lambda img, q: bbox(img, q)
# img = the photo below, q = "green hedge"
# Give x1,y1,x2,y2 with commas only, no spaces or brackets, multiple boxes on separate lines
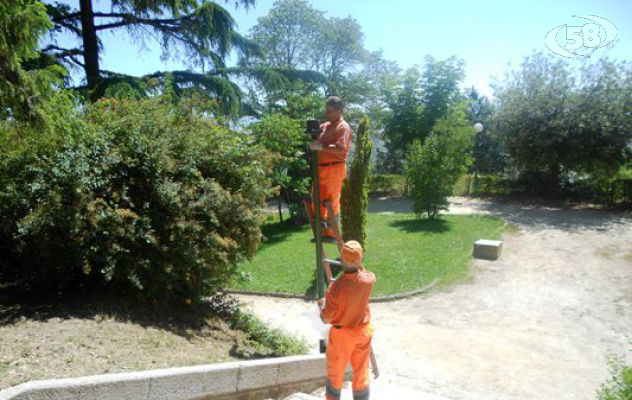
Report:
0,98,273,303
368,174,406,197
453,174,512,196
369,173,509,198
560,171,632,205
368,173,631,204
587,178,632,205
594,178,632,205
369,173,631,204
454,173,632,204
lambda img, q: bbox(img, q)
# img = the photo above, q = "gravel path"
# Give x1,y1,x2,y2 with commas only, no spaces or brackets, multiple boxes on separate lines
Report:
242,197,632,399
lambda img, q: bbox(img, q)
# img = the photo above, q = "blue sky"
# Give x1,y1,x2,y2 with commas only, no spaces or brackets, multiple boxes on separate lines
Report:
49,0,631,98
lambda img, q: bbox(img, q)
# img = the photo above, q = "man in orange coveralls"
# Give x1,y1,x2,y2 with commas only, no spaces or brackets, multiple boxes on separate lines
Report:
307,96,352,250
317,240,376,400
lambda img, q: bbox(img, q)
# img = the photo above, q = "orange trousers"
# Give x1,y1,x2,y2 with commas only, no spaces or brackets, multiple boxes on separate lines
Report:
325,323,373,400
308,162,346,237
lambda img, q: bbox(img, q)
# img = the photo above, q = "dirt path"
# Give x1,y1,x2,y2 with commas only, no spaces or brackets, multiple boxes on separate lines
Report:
240,197,632,400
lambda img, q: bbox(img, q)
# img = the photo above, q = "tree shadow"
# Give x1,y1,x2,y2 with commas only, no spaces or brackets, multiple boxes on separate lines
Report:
389,217,451,233
260,219,309,246
0,288,235,341
474,195,632,232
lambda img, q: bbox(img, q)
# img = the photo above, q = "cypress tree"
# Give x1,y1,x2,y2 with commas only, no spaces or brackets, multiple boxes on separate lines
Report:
341,116,372,248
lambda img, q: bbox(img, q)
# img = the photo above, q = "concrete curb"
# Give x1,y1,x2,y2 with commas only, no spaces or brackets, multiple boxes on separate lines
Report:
368,279,439,302
227,278,439,303
0,355,330,400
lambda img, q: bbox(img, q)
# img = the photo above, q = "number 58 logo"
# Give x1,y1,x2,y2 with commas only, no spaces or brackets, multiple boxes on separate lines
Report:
545,15,617,58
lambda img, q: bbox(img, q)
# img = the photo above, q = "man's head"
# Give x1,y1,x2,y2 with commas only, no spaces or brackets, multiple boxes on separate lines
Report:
340,240,363,271
325,96,343,123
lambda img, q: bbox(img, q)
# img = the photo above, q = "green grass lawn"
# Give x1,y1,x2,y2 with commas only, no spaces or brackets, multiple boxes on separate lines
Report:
232,213,506,297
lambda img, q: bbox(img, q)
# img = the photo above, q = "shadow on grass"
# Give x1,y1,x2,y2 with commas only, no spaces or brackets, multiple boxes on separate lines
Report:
260,219,309,246
389,217,451,233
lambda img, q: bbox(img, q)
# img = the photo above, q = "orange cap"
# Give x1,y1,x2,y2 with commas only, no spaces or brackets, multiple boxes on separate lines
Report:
341,240,363,265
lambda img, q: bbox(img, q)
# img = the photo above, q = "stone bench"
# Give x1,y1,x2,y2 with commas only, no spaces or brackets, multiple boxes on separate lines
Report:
473,239,503,260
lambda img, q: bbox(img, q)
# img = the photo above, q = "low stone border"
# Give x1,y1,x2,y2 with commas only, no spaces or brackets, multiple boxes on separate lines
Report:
226,289,310,300
0,355,332,400
368,279,439,302
227,278,439,303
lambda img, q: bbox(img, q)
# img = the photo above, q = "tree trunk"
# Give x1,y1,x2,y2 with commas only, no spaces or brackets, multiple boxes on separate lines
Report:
277,194,283,222
403,175,409,198
548,162,561,198
79,0,101,90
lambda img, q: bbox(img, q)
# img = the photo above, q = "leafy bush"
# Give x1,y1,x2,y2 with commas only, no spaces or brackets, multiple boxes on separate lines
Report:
368,174,406,197
558,162,632,205
0,98,273,303
206,292,308,356
495,53,632,195
250,113,310,221
231,310,309,357
341,116,372,248
406,103,474,218
597,357,632,400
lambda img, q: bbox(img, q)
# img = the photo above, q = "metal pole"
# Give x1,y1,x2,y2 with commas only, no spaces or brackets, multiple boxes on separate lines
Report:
312,150,325,300
311,148,327,354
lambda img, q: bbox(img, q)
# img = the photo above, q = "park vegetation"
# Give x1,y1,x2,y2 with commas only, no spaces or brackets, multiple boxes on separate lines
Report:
597,357,632,400
1,0,630,303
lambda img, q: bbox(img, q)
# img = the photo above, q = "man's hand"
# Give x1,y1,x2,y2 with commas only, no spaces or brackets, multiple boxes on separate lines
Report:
309,142,323,151
317,298,332,324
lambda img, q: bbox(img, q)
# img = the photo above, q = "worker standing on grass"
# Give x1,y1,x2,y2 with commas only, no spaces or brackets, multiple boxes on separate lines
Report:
317,240,376,400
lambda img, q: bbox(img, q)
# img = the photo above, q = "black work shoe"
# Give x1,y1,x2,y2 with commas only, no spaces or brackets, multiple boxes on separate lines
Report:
310,236,338,244
322,236,337,244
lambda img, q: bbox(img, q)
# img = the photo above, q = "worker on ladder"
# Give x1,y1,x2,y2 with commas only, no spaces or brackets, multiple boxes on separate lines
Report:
306,96,352,283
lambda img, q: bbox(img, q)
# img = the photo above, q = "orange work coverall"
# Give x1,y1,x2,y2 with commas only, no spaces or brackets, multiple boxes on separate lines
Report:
309,118,352,238
320,267,376,400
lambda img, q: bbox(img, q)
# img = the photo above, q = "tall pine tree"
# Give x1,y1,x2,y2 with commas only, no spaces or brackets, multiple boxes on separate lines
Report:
1,0,67,126
42,0,321,114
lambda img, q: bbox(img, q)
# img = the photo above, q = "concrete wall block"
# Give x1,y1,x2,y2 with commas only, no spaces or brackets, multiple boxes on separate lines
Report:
0,355,329,400
236,358,283,392
277,355,326,385
147,363,240,399
4,373,151,400
71,373,151,400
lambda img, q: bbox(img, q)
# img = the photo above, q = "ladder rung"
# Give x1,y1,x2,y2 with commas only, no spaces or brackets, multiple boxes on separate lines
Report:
324,258,342,267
